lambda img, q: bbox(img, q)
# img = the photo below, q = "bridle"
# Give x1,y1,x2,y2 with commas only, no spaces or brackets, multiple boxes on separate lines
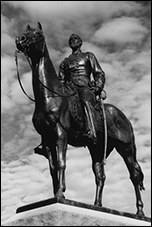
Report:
15,32,76,102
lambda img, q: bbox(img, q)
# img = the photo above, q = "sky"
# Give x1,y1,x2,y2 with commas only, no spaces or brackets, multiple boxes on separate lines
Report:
1,1,151,224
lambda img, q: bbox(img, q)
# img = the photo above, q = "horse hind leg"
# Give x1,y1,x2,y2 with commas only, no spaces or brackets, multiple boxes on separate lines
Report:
116,141,145,216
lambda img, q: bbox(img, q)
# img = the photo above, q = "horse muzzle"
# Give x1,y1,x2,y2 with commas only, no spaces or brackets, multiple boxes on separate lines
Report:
15,36,27,53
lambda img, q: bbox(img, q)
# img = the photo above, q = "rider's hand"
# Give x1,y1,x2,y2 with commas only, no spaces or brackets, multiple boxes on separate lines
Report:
101,90,107,100
94,86,102,95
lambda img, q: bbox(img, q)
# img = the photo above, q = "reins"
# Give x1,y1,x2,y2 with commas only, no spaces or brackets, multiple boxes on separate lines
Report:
15,50,35,102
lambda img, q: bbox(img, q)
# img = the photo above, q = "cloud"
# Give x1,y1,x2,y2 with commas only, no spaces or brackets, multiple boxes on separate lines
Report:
1,1,143,48
1,155,52,223
3,1,142,20
1,14,16,55
1,55,17,112
92,17,148,45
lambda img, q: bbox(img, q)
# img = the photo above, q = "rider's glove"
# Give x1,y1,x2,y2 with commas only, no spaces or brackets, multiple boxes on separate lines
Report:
94,86,102,95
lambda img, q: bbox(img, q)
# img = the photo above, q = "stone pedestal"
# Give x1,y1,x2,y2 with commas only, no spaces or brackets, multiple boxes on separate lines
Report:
2,198,151,226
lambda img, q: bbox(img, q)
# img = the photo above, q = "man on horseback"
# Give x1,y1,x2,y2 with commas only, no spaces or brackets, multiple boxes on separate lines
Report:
58,34,105,144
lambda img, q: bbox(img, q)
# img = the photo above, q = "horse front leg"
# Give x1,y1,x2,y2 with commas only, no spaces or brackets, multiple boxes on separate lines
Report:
89,145,106,207
55,123,67,198
46,145,59,196
93,162,106,206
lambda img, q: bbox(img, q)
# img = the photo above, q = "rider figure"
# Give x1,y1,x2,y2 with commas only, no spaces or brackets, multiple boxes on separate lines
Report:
58,34,105,144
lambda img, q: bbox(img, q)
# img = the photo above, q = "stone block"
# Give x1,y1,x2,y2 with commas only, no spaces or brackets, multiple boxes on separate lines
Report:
2,198,151,226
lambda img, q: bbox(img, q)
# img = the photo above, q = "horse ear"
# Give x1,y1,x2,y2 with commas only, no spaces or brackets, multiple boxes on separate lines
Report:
37,22,42,31
26,24,31,31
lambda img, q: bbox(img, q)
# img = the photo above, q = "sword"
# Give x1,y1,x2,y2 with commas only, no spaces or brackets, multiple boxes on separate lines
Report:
99,91,107,165
90,81,107,164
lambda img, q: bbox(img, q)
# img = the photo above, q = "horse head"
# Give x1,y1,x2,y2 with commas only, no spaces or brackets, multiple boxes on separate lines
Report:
15,22,45,60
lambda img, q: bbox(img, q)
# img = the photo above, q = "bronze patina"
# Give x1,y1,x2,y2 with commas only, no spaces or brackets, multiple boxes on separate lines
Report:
15,22,145,216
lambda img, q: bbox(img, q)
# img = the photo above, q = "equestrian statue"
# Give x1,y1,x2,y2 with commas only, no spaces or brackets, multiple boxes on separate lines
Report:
15,22,145,216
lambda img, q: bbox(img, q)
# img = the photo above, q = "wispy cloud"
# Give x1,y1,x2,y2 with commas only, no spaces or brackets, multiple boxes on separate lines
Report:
1,1,151,223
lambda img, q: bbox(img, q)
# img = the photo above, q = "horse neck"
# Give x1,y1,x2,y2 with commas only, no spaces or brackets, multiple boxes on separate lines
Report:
30,44,61,105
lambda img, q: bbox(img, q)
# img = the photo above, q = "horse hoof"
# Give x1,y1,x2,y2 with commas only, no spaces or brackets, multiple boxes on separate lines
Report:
136,210,145,217
94,202,102,207
55,189,65,199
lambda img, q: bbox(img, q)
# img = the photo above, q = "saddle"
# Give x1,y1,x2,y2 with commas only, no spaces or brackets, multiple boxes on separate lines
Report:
64,81,104,128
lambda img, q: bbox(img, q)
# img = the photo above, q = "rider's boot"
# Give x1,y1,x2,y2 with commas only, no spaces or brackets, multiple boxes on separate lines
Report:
34,144,48,159
83,101,97,145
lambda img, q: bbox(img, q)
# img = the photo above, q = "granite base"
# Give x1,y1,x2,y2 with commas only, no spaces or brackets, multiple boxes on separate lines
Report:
2,198,151,226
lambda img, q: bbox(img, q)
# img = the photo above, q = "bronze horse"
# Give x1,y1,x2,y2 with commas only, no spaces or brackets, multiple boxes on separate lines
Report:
15,22,145,216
